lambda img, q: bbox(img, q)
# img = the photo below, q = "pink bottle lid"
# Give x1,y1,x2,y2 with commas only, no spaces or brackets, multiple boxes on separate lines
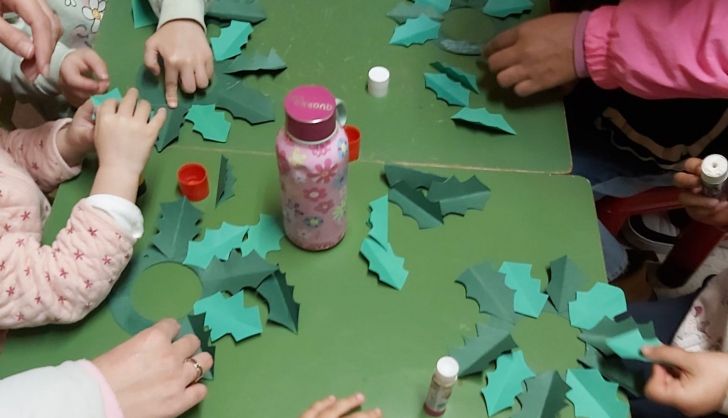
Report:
284,85,337,142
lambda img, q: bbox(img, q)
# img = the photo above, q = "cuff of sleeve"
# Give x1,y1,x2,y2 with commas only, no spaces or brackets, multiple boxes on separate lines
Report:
34,44,74,96
49,119,83,180
584,6,618,89
78,360,125,418
85,194,144,239
157,0,206,32
573,12,590,79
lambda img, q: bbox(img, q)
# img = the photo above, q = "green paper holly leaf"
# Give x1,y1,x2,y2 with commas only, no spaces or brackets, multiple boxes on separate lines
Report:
208,74,275,125
455,262,517,323
211,20,253,61
178,313,216,380
386,1,444,24
367,195,389,246
452,107,516,135
223,49,287,74
193,291,262,342
239,214,284,258
565,368,629,418
151,198,202,262
513,371,569,418
216,155,237,207
482,350,535,415
579,344,645,397
183,222,248,269
427,175,491,216
482,0,533,18
257,270,300,333
425,73,470,107
389,15,441,47
206,0,267,23
360,237,409,290
579,317,658,357
185,104,231,143
388,182,444,229
414,0,451,13
547,256,592,316
449,319,516,377
156,106,190,152
198,251,278,297
431,61,480,93
383,164,446,189
569,282,627,330
499,261,548,319
606,328,662,361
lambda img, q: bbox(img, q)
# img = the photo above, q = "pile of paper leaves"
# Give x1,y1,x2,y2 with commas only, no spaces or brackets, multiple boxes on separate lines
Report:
109,197,300,379
131,0,287,151
451,257,661,417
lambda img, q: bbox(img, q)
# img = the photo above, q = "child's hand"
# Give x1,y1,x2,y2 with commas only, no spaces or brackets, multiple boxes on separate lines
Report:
674,158,728,227
300,394,382,418
144,20,213,109
483,13,579,97
93,319,213,418
59,48,110,107
643,345,728,417
56,100,95,167
91,88,166,202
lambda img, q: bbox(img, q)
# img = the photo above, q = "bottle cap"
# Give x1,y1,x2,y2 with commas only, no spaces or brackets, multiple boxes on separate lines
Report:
435,356,459,384
344,124,361,162
177,163,209,201
284,85,337,142
368,66,390,98
701,154,728,185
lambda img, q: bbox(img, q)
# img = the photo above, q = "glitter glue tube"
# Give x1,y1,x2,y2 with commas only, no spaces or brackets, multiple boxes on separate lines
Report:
701,154,728,199
423,356,459,416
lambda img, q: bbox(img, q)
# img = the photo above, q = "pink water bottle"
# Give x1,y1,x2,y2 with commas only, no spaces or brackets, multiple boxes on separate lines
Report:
276,85,349,251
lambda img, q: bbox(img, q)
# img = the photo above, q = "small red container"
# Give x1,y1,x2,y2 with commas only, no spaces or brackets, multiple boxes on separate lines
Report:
344,124,361,162
177,163,209,201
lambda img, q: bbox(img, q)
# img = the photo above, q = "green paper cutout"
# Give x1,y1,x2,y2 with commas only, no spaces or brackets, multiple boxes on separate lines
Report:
389,15,441,47
198,251,277,297
224,49,286,74
193,291,262,342
569,282,627,330
579,317,658,356
360,237,409,290
384,164,446,189
156,107,189,152
151,198,202,262
389,182,444,229
437,38,482,56
414,0,451,13
456,262,517,323
579,344,645,397
427,176,491,216
450,321,517,377
178,313,215,380
240,214,284,258
547,256,590,316
425,73,470,107
483,0,534,18
210,73,275,125
483,350,535,415
386,1,444,24
431,61,480,93
211,20,254,61
367,195,389,246
216,155,236,207
606,328,662,361
131,0,157,28
452,107,516,135
183,222,248,269
256,270,300,333
451,0,487,8
185,104,231,143
206,0,266,23
565,368,629,418
499,262,548,318
513,371,569,418
91,88,122,107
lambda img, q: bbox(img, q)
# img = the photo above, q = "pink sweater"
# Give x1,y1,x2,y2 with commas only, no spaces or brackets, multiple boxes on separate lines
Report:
0,120,135,329
581,0,728,99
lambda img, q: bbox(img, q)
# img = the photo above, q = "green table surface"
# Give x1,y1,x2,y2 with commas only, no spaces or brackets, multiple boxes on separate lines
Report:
97,0,571,173
0,146,605,418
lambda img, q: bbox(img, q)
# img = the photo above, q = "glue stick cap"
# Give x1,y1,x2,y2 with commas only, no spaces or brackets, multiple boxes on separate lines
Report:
177,163,209,201
368,66,390,98
435,356,459,385
701,154,728,185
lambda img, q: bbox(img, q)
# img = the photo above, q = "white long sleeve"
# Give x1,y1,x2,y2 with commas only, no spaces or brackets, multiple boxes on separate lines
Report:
149,0,211,30
86,194,144,239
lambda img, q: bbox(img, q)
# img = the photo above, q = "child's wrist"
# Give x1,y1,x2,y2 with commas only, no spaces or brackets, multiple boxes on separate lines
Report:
92,165,141,203
56,126,86,167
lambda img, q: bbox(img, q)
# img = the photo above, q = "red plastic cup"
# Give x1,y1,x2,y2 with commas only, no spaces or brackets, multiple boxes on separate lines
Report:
177,163,209,201
344,124,361,162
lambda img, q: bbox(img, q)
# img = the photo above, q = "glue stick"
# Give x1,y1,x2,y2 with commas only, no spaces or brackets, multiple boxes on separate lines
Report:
423,356,459,416
701,154,728,199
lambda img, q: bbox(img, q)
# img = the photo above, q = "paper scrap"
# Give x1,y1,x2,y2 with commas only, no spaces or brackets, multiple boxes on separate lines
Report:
513,371,569,418
131,0,157,28
224,49,287,74
91,88,122,107
257,270,300,333
456,262,517,323
547,256,591,316
151,198,202,262
452,107,516,135
499,262,548,318
389,182,443,229
216,155,236,207
606,328,662,362
211,20,254,61
483,350,535,415
198,251,278,297
185,104,231,143
389,15,441,47
565,368,629,418
427,176,490,216
425,73,470,107
483,0,534,18
206,0,267,23
239,214,284,258
193,291,262,342
360,237,409,290
368,195,389,247
569,282,627,330
415,0,451,13
431,61,480,93
183,222,248,269
387,1,444,24
384,164,446,189
450,319,516,377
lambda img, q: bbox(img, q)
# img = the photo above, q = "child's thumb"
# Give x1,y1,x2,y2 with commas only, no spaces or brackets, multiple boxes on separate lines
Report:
642,345,691,369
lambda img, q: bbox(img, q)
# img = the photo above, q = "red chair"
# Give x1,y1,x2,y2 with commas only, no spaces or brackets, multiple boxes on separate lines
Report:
597,187,725,288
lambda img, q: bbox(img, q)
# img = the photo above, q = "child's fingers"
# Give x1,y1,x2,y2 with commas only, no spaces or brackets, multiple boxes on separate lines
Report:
64,61,102,92
644,364,678,405
180,67,197,94
679,192,720,210
178,384,208,417
118,88,139,116
164,65,179,108
642,345,693,371
301,396,337,418
194,64,209,90
346,409,382,418
144,42,162,76
82,49,109,82
514,79,539,97
0,20,33,60
75,100,95,122
487,47,520,73
321,393,365,418
148,107,168,132
674,172,701,189
496,65,528,89
205,58,214,79
97,95,119,118
684,158,703,176
483,28,518,57
134,100,152,121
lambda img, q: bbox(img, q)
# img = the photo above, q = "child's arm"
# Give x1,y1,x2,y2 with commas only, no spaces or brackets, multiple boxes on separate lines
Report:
673,158,728,229
144,0,212,108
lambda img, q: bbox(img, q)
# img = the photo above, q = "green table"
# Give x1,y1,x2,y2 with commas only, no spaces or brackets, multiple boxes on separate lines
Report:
99,0,571,174
1,147,604,418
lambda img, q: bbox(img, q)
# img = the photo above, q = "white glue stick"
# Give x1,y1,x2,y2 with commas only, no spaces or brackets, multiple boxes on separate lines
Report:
423,356,459,416
701,154,728,199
